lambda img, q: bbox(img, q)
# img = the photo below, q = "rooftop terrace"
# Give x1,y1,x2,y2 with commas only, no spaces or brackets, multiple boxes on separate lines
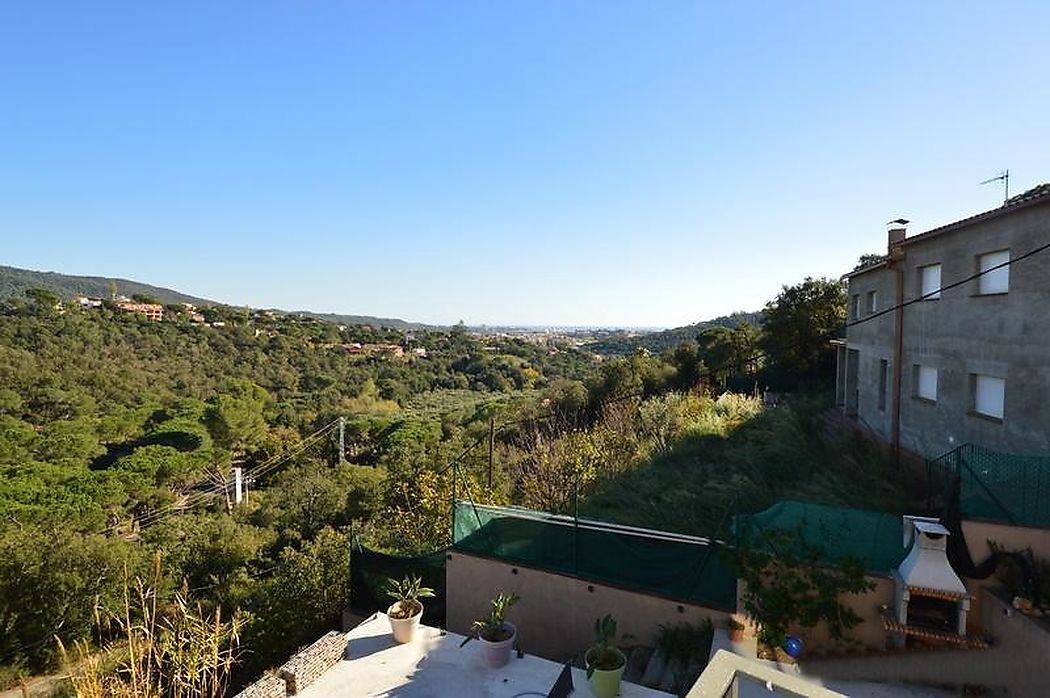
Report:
296,613,667,698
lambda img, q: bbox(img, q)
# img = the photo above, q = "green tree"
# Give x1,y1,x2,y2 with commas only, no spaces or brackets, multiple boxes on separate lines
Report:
0,529,145,674
239,527,351,678
205,380,273,458
24,288,61,315
733,527,874,650
697,323,761,389
253,460,373,544
667,342,702,392
759,277,845,382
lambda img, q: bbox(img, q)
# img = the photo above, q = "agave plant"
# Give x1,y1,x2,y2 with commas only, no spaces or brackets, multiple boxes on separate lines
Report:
460,592,519,645
382,575,436,619
586,615,623,676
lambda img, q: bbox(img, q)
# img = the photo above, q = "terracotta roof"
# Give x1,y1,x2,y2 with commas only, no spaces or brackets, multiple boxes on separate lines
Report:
900,183,1050,248
1006,182,1050,206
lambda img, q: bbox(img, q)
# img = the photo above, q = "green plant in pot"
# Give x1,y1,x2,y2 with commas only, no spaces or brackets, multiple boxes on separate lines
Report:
459,592,519,667
585,615,626,698
382,575,436,644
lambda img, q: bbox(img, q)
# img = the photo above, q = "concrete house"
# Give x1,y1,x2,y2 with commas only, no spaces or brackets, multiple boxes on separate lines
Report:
834,184,1050,458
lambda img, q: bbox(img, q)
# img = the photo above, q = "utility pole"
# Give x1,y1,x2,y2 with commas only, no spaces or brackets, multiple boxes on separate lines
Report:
487,416,495,487
233,467,243,505
338,416,346,465
222,470,233,514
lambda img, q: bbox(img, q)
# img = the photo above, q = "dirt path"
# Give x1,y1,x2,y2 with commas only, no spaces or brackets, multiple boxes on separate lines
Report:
0,672,68,698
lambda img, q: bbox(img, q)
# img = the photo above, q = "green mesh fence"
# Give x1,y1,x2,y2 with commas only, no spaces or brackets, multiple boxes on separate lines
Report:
732,500,906,573
350,544,447,627
452,501,737,610
930,444,1050,528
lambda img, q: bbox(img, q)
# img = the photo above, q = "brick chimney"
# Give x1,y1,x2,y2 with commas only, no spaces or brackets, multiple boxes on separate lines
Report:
887,218,908,259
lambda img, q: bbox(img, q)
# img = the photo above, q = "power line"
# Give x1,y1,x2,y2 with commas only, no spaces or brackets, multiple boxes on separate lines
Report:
701,239,1050,377
97,420,342,536
5,422,341,666
844,239,1050,330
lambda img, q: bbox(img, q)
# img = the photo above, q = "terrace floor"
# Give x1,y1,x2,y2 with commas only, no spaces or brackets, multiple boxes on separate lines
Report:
298,613,670,698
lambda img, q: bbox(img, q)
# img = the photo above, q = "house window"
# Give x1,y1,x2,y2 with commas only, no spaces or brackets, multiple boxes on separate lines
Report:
971,374,1005,420
851,294,860,320
977,250,1010,295
919,264,941,300
878,359,889,411
914,365,937,402
866,290,877,314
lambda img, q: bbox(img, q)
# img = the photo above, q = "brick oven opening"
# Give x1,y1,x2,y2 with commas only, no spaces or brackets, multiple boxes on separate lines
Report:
905,593,959,634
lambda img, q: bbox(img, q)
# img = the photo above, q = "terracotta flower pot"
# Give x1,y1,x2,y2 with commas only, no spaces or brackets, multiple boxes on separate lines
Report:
387,601,423,644
479,621,517,668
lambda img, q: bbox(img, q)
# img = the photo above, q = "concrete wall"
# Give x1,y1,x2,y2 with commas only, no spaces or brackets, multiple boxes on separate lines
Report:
841,197,1050,458
959,518,1050,632
737,575,894,653
800,575,894,651
961,518,1050,563
842,264,898,440
446,551,729,662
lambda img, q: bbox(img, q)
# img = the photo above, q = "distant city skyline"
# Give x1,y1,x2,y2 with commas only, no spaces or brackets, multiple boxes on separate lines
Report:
3,2,1049,327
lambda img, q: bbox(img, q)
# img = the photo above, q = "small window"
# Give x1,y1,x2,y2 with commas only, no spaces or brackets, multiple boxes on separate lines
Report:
866,290,877,314
919,264,941,300
972,374,1005,419
914,365,937,401
878,359,889,411
977,250,1009,295
851,294,860,320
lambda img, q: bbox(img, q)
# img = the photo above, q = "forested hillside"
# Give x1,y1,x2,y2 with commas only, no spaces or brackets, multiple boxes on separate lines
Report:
0,264,429,330
0,264,215,306
0,296,598,685
587,310,764,355
0,275,904,692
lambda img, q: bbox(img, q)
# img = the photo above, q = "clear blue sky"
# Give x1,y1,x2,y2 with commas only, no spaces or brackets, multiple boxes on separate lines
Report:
3,2,1048,327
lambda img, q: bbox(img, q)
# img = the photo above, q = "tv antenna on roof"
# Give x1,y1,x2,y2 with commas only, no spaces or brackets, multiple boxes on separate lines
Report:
979,169,1010,206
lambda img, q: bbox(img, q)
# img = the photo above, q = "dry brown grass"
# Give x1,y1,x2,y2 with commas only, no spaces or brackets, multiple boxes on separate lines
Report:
59,556,243,698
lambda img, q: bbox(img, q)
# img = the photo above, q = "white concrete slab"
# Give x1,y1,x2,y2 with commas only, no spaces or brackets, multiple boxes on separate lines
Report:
297,613,670,698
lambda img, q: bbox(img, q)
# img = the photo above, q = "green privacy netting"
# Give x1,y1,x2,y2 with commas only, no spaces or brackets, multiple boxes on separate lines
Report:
732,500,906,573
350,545,447,627
452,501,737,610
930,444,1050,528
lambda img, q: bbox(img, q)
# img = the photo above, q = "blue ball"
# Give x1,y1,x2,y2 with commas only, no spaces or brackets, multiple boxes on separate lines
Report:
783,636,804,658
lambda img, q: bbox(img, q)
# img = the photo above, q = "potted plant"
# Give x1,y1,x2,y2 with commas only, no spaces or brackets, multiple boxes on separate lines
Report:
459,592,519,667
585,615,626,698
727,617,745,643
382,574,436,644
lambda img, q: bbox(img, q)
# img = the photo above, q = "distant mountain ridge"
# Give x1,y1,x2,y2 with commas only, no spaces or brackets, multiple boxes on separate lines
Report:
0,264,428,330
289,310,432,331
0,264,216,306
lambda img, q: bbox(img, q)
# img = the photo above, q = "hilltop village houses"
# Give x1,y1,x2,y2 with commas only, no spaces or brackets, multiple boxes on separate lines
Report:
75,295,207,323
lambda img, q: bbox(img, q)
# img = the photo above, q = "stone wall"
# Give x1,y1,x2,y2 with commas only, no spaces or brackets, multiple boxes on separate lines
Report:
278,630,348,695
232,673,287,698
